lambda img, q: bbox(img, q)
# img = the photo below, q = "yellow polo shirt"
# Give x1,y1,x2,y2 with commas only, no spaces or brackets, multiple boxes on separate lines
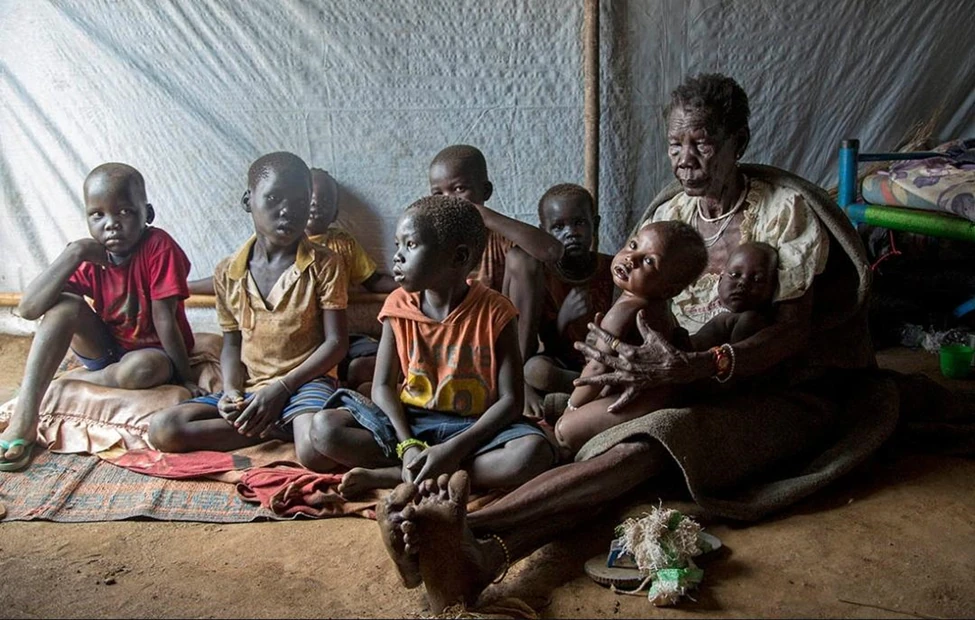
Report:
308,228,377,286
214,235,348,389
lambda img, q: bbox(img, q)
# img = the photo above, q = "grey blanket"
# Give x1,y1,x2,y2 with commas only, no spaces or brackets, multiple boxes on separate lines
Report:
575,164,902,521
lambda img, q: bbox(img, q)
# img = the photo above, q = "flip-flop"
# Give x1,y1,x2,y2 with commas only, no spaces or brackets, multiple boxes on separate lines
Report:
0,438,34,472
584,532,723,590
583,555,647,590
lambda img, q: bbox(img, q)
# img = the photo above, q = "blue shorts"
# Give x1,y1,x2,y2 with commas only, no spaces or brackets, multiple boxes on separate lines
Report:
73,344,175,380
322,388,552,460
188,377,338,430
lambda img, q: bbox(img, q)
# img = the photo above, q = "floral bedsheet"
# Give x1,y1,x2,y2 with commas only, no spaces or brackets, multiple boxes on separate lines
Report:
861,139,975,221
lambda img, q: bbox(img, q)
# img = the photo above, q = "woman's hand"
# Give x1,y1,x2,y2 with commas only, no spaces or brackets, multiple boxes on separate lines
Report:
573,309,701,412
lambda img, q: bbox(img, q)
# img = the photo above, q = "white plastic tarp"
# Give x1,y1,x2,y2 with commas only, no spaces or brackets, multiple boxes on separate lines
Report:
1,0,973,334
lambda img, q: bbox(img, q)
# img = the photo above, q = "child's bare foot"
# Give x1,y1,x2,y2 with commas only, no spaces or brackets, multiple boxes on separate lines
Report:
338,466,401,499
376,481,422,588
400,471,505,614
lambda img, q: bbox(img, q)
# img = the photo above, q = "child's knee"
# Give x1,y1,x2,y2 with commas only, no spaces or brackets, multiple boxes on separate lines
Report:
39,294,88,324
147,409,188,453
294,424,337,472
114,354,171,389
524,356,557,390
509,434,557,473
346,357,376,388
307,409,343,455
554,414,583,457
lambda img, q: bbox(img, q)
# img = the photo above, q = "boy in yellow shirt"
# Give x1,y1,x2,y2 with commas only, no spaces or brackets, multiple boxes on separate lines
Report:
149,152,348,454
189,168,394,390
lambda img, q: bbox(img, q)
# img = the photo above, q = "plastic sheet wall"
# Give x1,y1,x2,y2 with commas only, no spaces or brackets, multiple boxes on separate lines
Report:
2,0,973,333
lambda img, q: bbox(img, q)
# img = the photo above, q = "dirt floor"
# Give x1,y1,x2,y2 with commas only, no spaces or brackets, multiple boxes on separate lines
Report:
0,334,973,619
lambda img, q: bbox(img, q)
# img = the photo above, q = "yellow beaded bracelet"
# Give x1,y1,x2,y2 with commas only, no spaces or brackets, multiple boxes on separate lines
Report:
395,438,429,460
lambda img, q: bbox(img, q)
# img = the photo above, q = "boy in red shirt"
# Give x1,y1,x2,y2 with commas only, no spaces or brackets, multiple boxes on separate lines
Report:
520,184,616,419
0,163,199,472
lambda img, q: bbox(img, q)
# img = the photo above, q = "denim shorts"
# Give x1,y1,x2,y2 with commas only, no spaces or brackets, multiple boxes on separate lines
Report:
188,377,338,430
322,388,551,460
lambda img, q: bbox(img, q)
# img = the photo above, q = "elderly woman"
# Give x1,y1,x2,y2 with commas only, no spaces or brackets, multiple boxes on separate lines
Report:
377,74,895,614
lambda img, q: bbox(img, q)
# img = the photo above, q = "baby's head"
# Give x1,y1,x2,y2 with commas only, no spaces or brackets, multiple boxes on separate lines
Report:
718,242,778,312
392,195,487,292
614,221,707,300
306,168,339,236
243,152,312,246
83,163,154,259
538,184,597,261
428,144,493,207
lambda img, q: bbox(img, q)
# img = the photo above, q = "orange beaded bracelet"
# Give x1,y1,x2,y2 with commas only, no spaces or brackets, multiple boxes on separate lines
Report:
710,343,736,383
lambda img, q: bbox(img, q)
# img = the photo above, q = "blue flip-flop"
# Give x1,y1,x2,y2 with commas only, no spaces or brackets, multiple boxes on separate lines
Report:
0,438,34,472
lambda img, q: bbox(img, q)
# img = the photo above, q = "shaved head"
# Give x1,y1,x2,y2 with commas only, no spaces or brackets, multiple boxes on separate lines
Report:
247,152,311,191
83,163,147,206
429,144,489,183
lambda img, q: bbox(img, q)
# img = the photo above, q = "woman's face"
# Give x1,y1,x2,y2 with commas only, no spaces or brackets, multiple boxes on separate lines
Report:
667,106,741,198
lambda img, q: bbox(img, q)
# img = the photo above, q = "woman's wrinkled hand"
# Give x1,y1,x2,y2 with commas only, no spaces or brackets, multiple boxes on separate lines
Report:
573,309,699,412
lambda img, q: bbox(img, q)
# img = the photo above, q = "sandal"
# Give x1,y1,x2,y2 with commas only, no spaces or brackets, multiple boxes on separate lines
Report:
0,438,34,472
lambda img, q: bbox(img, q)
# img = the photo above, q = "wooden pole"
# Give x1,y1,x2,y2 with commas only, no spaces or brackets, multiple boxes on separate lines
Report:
583,0,600,250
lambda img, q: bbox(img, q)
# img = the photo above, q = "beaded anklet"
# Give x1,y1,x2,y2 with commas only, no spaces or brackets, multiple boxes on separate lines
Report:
490,534,511,584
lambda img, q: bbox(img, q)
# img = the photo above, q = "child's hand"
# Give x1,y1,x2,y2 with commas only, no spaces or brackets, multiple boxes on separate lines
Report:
400,446,423,484
69,238,110,266
234,382,290,439
406,443,462,485
557,287,590,335
217,391,246,421
524,385,544,420
182,380,207,398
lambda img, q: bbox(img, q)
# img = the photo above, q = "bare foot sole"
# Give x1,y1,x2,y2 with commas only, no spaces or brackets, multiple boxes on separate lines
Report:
376,481,422,589
401,471,503,614
338,467,401,499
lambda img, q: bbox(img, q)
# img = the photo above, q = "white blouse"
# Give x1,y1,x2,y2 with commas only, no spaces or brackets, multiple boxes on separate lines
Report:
647,177,830,334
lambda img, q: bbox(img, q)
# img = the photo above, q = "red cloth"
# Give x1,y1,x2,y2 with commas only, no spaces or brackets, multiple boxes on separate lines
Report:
236,465,377,519
65,227,194,352
103,448,244,479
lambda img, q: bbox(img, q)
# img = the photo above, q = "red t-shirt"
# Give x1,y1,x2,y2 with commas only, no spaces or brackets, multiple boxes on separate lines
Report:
64,227,195,352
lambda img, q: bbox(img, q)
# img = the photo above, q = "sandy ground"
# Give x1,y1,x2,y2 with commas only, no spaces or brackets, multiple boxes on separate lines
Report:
0,334,973,619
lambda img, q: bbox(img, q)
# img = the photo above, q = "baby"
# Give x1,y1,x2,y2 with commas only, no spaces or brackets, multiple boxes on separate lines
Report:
554,221,708,457
690,242,778,350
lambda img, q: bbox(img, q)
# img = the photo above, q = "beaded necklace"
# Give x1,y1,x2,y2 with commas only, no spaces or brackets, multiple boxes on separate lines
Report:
696,177,749,247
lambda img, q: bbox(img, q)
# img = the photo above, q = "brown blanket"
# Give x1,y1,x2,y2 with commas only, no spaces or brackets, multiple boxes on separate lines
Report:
576,164,902,521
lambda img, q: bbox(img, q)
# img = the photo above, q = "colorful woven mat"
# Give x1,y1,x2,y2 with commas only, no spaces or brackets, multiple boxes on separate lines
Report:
0,448,275,522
